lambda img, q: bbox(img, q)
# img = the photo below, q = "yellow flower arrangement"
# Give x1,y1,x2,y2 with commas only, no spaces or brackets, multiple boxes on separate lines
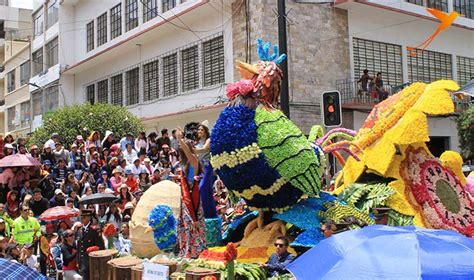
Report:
237,177,287,200
439,151,467,185
210,143,262,170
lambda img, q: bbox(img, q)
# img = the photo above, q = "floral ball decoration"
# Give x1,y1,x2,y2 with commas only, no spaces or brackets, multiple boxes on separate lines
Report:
148,205,177,252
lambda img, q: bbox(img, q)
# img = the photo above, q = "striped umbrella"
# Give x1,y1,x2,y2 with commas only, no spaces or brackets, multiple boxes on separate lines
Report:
39,206,80,221
0,258,47,279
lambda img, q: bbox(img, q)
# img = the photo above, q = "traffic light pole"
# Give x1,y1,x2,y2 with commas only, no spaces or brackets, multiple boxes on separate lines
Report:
278,0,290,118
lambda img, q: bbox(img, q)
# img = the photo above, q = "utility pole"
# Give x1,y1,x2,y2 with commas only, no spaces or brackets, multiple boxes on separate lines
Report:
278,0,290,118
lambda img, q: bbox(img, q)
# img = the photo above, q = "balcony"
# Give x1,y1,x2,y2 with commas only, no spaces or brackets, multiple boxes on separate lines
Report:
336,79,470,112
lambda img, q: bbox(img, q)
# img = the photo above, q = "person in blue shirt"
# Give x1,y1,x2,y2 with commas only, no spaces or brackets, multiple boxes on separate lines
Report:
263,236,295,277
120,133,135,151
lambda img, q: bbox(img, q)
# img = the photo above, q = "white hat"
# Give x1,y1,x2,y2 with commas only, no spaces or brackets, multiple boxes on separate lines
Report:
104,188,114,194
4,144,13,149
55,189,64,195
201,120,209,128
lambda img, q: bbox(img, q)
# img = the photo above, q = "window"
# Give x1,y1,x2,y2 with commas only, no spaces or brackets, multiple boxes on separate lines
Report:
454,0,474,19
32,49,43,76
32,90,42,116
126,68,139,105
182,46,199,92
457,56,474,86
97,79,109,103
143,0,158,22
97,13,107,46
7,70,15,93
20,101,30,128
203,36,225,86
352,38,403,86
125,0,139,31
47,0,59,28
46,37,58,68
20,60,30,86
111,74,123,105
143,60,159,101
33,11,44,38
408,48,452,83
110,4,122,39
162,0,176,13
7,107,16,132
163,53,178,96
406,0,449,12
86,84,95,104
44,84,59,112
86,21,94,52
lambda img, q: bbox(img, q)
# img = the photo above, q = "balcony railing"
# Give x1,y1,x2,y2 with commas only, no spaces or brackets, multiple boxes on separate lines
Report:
335,79,471,111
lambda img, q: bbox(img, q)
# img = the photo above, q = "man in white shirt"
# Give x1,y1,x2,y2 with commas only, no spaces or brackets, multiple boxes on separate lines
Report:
45,133,59,150
130,158,143,178
123,143,138,165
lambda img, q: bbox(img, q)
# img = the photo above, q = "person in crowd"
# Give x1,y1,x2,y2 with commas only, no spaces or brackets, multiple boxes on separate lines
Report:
41,144,56,166
4,143,14,156
357,69,372,96
81,186,93,200
117,185,134,212
131,190,143,207
12,205,41,246
85,144,97,166
157,129,171,151
0,203,14,229
104,203,122,230
130,158,143,178
5,243,21,262
123,168,138,193
19,179,33,202
114,223,132,256
321,220,337,238
79,169,96,193
170,129,179,152
110,168,124,194
373,72,388,102
101,157,119,178
17,145,27,155
96,184,106,194
66,197,80,215
109,144,121,159
50,189,66,208
74,135,86,154
135,132,147,154
57,220,70,232
39,223,55,275
50,233,63,274
175,128,207,258
20,243,39,270
61,229,82,280
70,158,86,181
78,209,104,280
86,131,101,151
142,158,155,175
119,133,134,151
96,171,112,191
0,236,7,257
194,122,217,219
147,145,160,166
38,173,56,201
53,142,70,165
138,169,152,192
0,218,10,238
29,144,40,159
62,173,80,196
29,188,49,217
262,236,295,277
160,144,178,169
116,158,127,175
45,133,60,150
123,143,138,165
88,160,100,182
146,132,157,151
101,131,116,151
151,169,162,185
6,190,20,219
53,158,69,184
69,144,85,167
122,203,134,223
4,134,14,145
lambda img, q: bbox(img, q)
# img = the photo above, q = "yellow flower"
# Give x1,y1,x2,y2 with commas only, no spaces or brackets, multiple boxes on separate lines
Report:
440,151,467,185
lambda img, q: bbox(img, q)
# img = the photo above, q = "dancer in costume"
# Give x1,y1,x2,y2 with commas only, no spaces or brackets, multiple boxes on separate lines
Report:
194,121,218,219
176,128,207,258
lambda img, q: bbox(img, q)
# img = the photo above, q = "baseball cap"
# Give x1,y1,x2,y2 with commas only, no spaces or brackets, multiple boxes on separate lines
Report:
43,160,52,166
55,189,64,196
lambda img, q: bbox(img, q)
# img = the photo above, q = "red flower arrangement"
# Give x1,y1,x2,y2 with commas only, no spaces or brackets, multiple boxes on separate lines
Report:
103,223,117,237
199,243,238,264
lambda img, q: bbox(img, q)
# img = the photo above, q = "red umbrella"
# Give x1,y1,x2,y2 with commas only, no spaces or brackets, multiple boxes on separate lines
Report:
0,154,42,168
39,206,80,221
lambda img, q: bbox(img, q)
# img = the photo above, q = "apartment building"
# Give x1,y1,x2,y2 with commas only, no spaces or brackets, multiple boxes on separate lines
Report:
58,0,232,132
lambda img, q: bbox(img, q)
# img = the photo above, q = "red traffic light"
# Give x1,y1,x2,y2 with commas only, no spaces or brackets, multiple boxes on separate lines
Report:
328,105,335,113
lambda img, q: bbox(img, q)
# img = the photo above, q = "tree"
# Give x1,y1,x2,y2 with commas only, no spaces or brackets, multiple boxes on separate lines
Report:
29,103,144,148
457,104,474,160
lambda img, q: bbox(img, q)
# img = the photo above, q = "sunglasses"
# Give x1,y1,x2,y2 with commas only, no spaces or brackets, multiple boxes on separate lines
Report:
274,243,286,248
22,209,29,212
66,234,74,237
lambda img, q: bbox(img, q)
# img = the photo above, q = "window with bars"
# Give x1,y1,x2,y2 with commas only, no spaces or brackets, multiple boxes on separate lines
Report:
454,0,474,19
7,107,16,132
126,68,139,105
163,54,178,96
162,0,176,13
126,0,139,32
406,0,449,12
143,60,159,101
97,13,107,46
87,21,94,52
352,38,403,86
182,46,199,92
20,101,30,128
407,48,452,83
32,90,42,116
457,56,474,86
7,70,15,93
203,36,225,87
111,74,124,105
20,60,30,86
97,79,109,103
44,84,59,112
47,0,58,28
46,37,58,68
32,49,43,76
86,84,95,104
143,0,158,22
33,11,44,38
110,4,122,39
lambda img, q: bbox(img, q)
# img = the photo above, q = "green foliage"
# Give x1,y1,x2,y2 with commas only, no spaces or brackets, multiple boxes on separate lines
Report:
339,182,395,213
457,104,474,159
387,210,414,226
29,103,144,148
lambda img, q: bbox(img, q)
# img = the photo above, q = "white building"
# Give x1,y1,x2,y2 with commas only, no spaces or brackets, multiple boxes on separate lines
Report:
55,0,232,132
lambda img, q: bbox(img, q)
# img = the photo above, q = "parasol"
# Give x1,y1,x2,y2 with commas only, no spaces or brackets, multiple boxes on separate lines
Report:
0,154,42,168
287,225,474,280
0,258,47,279
456,79,474,97
78,193,118,205
38,206,80,221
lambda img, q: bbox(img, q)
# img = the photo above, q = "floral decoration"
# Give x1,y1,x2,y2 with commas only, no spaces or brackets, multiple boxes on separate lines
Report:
210,143,262,170
226,80,254,100
148,205,177,252
237,177,287,200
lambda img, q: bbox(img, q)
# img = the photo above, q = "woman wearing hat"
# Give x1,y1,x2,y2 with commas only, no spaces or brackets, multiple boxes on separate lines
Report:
138,168,152,192
117,184,134,212
86,131,101,151
110,168,124,194
3,143,14,157
41,144,56,166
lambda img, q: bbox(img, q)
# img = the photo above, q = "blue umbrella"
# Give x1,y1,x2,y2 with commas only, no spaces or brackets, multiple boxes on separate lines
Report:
287,225,474,280
0,258,47,279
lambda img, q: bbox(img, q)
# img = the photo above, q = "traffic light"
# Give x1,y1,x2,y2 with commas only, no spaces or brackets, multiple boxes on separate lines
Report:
321,91,342,127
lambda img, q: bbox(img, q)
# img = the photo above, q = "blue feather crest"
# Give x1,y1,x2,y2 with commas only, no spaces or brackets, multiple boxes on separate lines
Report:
256,38,286,65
